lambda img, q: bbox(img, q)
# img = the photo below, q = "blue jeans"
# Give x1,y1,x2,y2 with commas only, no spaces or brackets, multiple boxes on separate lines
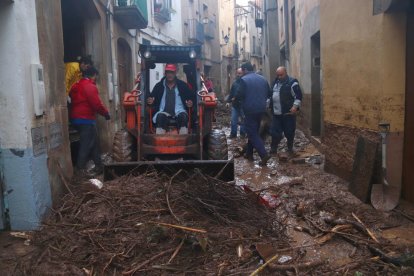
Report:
244,112,267,158
230,106,245,137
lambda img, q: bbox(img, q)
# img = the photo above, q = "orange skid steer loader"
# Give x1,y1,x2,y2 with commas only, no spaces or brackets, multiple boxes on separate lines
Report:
104,44,234,181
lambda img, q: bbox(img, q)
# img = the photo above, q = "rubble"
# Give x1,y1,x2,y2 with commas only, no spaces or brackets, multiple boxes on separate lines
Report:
17,169,288,275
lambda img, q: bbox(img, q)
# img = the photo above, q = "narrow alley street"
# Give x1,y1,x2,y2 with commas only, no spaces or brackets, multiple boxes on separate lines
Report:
1,105,414,275
1,0,414,275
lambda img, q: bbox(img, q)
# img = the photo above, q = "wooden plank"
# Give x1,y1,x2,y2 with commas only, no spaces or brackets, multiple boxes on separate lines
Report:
349,136,378,202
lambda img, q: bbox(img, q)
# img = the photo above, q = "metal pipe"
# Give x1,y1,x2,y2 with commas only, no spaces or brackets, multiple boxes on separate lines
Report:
379,123,390,186
283,0,290,64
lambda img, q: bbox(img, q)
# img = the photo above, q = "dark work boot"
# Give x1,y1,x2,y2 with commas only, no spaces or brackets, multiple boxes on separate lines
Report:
287,140,294,155
270,138,279,154
259,154,271,166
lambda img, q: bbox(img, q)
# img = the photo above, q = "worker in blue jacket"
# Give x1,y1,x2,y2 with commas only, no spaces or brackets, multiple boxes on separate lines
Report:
269,66,303,155
236,62,272,166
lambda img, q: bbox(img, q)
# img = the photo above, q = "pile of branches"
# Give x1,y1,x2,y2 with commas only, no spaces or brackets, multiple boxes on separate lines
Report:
17,168,287,275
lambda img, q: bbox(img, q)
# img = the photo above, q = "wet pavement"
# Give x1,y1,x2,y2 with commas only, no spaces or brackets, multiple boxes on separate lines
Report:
223,126,414,274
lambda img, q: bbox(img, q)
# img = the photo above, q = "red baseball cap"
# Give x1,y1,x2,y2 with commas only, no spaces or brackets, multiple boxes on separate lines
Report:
165,64,177,72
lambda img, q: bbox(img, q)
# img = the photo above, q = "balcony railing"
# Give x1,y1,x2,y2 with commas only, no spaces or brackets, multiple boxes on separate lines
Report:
204,20,215,40
187,19,204,44
251,46,262,57
114,0,148,29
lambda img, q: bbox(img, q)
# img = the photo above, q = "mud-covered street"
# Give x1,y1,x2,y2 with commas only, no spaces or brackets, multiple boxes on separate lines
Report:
1,106,414,275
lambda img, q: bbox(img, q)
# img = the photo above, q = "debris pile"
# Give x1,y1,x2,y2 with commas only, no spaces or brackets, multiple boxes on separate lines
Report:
17,169,288,275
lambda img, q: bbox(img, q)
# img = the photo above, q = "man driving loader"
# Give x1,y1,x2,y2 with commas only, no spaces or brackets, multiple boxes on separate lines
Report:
147,64,195,135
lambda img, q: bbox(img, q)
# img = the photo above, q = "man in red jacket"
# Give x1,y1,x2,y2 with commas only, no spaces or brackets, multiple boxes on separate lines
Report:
69,67,110,176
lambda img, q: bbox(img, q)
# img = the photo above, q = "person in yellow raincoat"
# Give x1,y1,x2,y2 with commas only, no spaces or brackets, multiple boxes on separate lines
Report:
65,56,93,95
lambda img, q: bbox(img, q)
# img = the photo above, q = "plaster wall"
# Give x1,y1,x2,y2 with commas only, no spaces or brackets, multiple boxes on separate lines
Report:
285,0,320,135
0,0,52,230
143,0,183,45
320,0,406,132
219,0,236,58
35,0,73,206
319,0,406,190
262,0,280,81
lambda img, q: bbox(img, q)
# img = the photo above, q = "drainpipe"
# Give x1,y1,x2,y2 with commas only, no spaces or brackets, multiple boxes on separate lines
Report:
283,0,290,68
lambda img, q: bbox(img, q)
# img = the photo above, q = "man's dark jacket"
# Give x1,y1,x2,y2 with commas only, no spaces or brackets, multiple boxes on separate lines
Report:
226,77,242,109
237,72,271,115
149,77,195,114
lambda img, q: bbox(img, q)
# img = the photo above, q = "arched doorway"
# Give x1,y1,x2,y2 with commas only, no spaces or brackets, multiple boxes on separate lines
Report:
117,38,132,126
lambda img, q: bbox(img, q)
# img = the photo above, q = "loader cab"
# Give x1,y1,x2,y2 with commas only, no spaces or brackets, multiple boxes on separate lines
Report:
138,44,202,135
120,44,223,161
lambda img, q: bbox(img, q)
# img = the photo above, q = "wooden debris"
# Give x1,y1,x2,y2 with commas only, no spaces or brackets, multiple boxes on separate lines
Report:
352,212,379,243
147,221,207,233
249,253,279,276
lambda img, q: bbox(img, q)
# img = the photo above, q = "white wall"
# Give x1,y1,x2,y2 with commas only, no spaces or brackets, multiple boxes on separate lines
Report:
141,0,183,45
0,1,41,149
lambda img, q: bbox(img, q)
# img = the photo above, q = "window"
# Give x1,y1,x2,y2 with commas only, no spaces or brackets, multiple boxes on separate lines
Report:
291,6,296,44
142,38,151,45
154,0,172,23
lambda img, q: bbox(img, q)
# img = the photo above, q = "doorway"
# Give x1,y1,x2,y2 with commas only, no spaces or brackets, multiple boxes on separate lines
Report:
310,31,321,137
61,0,101,62
61,0,102,165
403,4,414,203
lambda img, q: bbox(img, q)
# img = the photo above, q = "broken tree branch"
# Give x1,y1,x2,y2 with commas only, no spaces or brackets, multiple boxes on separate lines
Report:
352,212,379,243
165,169,183,222
168,239,185,264
249,253,279,276
122,248,175,275
147,221,207,234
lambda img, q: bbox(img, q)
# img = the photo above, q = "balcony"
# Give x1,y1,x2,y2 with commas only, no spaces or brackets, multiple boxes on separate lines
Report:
154,7,171,23
187,19,204,44
114,0,148,30
204,19,215,40
251,46,262,57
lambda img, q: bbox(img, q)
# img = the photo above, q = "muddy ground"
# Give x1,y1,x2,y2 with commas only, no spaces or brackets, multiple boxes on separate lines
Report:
1,104,414,275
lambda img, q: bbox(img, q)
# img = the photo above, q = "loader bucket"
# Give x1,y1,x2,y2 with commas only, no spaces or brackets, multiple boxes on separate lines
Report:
103,160,234,182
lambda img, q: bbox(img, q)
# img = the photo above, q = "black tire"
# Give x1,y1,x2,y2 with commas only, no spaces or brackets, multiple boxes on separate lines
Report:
112,130,135,162
206,129,228,160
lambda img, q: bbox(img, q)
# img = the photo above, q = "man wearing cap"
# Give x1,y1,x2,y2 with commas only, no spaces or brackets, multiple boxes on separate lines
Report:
147,64,195,134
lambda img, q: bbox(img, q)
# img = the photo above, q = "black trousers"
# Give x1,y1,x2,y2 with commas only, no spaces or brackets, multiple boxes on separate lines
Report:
270,114,296,150
156,112,188,130
74,124,102,169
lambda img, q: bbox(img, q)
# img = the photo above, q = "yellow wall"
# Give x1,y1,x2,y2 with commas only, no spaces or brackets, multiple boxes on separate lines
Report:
320,0,406,132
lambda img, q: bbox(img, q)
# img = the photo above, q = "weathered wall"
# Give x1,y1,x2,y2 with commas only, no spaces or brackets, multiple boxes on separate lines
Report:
320,0,406,184
219,0,236,98
35,0,73,206
282,0,320,136
321,0,406,132
0,1,52,230
262,0,280,82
